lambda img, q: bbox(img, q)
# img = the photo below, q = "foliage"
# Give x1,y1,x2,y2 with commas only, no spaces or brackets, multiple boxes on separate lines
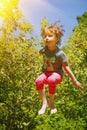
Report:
0,0,41,130
41,17,49,30
0,1,87,130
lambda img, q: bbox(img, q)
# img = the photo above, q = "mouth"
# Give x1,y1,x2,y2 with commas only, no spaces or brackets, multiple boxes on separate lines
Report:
45,39,49,42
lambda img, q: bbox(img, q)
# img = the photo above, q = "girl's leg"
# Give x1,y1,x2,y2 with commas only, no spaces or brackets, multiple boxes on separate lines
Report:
49,94,57,114
47,72,62,114
38,89,48,115
49,93,55,109
48,87,57,114
35,74,48,115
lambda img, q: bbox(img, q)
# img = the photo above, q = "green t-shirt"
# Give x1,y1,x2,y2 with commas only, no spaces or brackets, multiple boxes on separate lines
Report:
39,46,68,76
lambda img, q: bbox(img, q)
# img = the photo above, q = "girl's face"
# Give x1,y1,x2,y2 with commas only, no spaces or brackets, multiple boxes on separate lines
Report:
42,29,58,49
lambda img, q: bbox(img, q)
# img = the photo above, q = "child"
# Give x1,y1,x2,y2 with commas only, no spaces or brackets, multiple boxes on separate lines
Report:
35,22,83,115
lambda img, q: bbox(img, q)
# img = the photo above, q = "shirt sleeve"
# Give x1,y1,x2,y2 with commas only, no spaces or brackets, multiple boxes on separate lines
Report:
56,50,68,63
39,46,45,54
60,51,68,62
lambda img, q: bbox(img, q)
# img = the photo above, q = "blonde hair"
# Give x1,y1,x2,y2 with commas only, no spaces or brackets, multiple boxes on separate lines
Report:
41,21,64,44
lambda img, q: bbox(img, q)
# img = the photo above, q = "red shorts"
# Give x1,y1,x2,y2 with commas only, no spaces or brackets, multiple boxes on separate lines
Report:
35,72,62,94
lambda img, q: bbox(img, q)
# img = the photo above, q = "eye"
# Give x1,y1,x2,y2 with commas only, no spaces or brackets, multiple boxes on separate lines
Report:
48,35,52,37
44,35,47,39
43,35,48,38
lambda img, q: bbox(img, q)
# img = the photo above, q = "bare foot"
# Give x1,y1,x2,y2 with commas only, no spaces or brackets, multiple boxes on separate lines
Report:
38,103,48,115
51,108,57,114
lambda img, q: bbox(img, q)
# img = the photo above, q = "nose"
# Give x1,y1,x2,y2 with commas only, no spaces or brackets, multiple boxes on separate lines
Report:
45,36,49,41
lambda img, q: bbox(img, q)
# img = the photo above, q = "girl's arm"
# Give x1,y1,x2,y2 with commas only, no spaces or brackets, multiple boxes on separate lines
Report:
62,62,83,89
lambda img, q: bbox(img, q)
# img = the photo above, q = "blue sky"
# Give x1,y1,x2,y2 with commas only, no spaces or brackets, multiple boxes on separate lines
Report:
19,0,87,45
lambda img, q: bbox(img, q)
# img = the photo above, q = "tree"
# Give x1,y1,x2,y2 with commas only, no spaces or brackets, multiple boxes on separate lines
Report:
62,12,87,130
67,12,87,66
0,0,42,130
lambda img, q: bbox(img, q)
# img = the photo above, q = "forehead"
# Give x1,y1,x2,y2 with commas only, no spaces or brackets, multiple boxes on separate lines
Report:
42,28,54,36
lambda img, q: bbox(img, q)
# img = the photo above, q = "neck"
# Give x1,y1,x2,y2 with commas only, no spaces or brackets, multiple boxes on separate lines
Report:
47,46,57,51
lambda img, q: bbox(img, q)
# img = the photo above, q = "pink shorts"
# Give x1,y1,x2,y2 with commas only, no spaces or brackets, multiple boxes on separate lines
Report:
35,72,62,94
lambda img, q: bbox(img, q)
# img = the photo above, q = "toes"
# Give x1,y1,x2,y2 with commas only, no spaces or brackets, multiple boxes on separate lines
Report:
51,108,57,114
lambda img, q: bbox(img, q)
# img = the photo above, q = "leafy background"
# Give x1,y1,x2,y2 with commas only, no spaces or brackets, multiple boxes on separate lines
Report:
0,0,87,130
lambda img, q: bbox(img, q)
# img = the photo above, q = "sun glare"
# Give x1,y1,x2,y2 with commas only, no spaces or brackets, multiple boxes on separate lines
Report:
0,0,10,8
0,18,3,26
0,2,3,8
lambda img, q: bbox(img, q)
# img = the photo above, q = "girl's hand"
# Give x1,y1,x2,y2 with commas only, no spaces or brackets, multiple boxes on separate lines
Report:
74,80,83,89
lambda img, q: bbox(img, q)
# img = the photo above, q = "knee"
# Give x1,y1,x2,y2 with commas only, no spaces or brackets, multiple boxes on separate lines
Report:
35,78,44,90
35,78,44,86
47,78,56,85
